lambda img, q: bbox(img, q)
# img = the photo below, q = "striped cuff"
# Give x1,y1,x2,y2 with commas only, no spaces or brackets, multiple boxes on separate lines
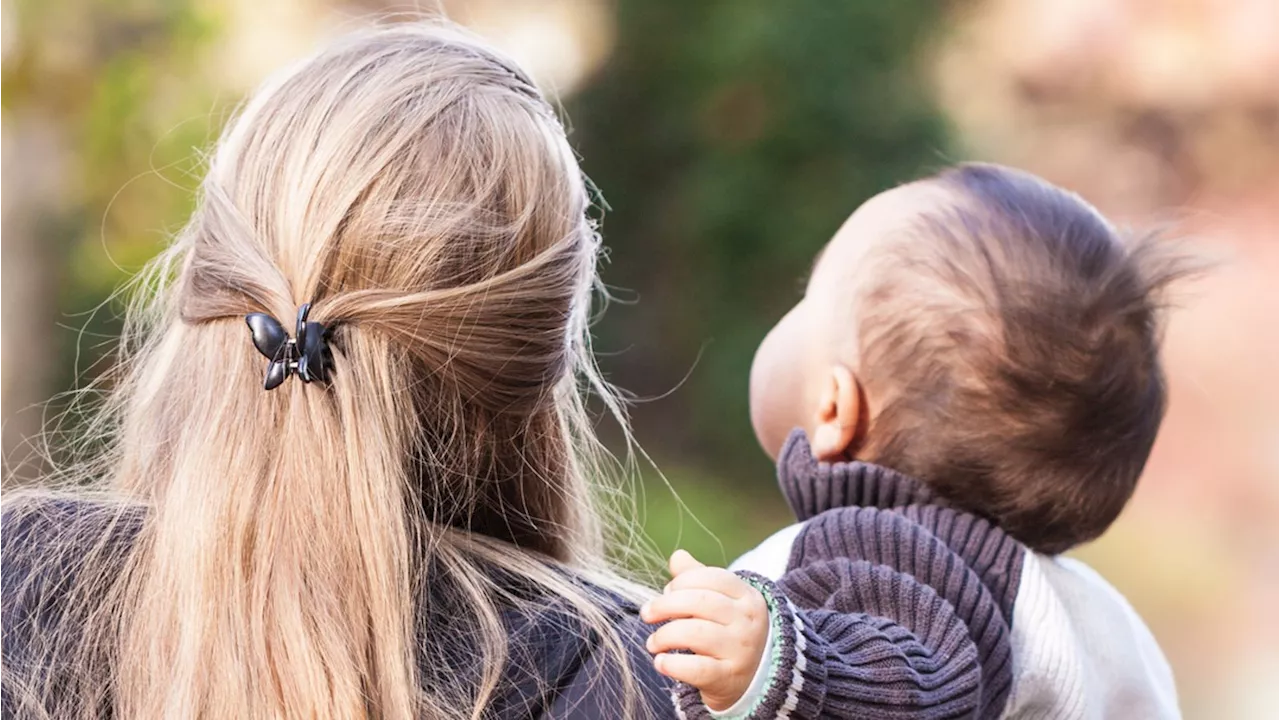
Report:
672,572,829,720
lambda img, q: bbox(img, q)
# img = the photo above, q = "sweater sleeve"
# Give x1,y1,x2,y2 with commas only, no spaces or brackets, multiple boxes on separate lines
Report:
671,568,987,720
673,506,1015,720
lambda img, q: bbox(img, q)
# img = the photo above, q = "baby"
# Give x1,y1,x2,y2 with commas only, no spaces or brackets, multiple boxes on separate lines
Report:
642,163,1186,718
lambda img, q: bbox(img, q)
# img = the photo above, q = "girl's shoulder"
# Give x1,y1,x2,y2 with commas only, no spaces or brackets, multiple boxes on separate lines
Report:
0,491,140,599
2,494,141,578
2,495,143,584
442,565,670,718
498,587,669,719
2,495,142,710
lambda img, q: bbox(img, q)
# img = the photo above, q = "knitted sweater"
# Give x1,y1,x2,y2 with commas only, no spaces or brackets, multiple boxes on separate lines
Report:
724,430,1181,720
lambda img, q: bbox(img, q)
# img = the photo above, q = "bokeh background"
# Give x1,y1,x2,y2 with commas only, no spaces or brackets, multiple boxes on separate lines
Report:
2,0,1275,716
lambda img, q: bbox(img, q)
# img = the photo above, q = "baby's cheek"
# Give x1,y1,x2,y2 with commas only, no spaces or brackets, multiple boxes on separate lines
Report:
749,309,811,459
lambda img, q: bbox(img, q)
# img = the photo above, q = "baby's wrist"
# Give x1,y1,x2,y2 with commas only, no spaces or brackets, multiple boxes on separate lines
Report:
671,571,785,719
707,590,778,718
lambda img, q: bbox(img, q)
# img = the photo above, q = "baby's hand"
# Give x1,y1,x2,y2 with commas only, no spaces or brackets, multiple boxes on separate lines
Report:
640,549,770,712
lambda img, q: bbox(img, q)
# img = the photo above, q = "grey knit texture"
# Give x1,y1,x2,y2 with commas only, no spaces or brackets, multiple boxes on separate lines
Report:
673,430,1024,719
779,435,937,522
776,430,1022,622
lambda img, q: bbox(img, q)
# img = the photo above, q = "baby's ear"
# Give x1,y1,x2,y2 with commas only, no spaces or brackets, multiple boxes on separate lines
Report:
810,365,866,462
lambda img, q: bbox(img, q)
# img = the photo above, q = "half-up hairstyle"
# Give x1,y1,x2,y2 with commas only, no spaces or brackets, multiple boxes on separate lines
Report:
3,21,647,719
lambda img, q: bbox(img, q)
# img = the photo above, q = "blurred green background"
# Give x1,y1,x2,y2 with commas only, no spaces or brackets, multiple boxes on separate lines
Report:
2,0,1276,717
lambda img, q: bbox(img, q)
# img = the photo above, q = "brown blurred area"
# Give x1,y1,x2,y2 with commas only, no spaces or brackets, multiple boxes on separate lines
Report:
937,1,1277,714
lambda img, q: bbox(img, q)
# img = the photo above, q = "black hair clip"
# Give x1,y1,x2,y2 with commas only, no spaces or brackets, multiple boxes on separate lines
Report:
244,302,334,390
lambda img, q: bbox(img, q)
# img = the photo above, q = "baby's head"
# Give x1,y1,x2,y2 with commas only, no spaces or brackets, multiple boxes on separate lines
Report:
751,163,1192,554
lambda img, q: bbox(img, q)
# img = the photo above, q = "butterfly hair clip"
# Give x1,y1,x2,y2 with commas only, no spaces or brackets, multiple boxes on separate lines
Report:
244,302,334,390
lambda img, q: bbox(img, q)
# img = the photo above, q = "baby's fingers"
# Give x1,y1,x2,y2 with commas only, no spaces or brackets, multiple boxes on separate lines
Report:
646,618,728,658
669,549,706,576
653,652,725,688
664,567,748,598
641,589,736,625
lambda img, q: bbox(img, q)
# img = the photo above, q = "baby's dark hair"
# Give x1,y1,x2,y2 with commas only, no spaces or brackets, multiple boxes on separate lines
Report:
855,163,1198,554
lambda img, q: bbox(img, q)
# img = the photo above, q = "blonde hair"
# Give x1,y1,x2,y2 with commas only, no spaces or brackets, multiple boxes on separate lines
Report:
4,21,650,719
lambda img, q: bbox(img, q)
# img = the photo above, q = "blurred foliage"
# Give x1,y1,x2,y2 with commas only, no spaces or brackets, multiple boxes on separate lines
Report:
3,0,223,389
633,466,795,575
570,0,952,499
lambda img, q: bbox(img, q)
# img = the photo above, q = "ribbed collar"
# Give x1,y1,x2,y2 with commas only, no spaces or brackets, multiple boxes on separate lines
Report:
777,428,938,522
775,427,1025,633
